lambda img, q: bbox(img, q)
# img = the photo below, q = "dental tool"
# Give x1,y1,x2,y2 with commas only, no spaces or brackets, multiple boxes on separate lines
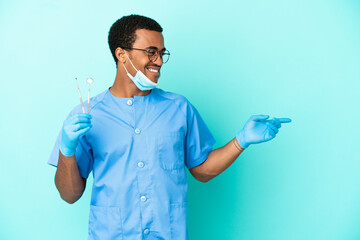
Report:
86,78,94,113
75,77,85,113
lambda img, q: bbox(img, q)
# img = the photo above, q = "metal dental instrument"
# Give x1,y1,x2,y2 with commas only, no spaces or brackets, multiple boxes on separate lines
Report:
86,78,94,113
75,77,85,113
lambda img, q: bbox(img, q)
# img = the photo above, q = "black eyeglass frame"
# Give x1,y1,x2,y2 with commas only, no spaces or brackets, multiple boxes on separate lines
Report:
122,47,170,63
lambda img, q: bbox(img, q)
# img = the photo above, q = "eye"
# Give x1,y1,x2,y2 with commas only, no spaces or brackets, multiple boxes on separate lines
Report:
147,49,156,56
160,50,169,56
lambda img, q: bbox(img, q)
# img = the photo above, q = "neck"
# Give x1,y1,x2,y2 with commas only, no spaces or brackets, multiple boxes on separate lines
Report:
110,67,151,98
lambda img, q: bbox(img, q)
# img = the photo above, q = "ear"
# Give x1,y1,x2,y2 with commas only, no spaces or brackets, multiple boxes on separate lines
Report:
115,47,126,64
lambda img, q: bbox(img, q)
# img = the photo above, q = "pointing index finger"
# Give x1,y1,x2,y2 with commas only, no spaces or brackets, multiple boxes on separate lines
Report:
277,118,292,123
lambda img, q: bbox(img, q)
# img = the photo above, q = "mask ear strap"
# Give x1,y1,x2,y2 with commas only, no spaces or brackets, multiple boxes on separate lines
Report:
124,50,139,72
122,62,130,75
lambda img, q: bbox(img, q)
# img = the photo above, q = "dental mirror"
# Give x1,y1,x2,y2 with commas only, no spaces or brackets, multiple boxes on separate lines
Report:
87,78,94,113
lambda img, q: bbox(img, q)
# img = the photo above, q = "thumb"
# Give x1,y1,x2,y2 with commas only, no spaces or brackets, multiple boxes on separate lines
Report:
251,114,270,122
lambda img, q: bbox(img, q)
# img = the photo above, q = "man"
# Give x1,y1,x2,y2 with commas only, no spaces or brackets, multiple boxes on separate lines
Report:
48,14,291,240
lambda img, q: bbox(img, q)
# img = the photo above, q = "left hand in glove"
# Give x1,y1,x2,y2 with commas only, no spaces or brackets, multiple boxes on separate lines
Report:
236,115,292,149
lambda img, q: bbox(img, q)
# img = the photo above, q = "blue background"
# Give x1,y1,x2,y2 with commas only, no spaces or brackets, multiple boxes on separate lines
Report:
1,0,360,239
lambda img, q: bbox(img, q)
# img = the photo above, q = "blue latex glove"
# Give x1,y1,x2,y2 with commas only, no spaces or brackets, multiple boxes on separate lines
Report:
236,115,292,149
59,113,92,156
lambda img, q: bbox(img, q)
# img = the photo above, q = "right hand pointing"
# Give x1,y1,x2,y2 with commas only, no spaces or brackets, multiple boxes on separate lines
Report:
59,113,92,157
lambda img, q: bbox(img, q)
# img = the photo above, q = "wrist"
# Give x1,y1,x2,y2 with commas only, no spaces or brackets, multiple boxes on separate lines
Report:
236,131,249,149
233,138,245,152
59,143,76,157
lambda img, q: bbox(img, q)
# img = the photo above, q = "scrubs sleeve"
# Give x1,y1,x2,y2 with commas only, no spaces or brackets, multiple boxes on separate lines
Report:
184,101,216,169
47,110,94,179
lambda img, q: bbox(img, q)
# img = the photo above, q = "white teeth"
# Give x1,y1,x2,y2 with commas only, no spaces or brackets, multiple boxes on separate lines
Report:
148,68,158,73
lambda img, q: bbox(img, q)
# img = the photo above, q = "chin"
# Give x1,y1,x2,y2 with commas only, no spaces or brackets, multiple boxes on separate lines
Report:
151,77,159,83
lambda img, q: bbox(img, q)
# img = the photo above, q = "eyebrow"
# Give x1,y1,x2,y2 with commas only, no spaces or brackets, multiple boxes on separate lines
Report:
146,46,166,51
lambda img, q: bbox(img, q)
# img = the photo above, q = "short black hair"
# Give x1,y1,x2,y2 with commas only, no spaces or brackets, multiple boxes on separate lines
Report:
108,14,163,65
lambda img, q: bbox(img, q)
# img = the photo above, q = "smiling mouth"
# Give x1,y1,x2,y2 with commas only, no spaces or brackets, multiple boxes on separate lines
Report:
148,68,158,73
146,67,159,72
146,66,160,76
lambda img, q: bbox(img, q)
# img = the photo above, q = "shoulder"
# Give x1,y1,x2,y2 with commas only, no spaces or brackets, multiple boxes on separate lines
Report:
153,88,197,116
153,88,189,105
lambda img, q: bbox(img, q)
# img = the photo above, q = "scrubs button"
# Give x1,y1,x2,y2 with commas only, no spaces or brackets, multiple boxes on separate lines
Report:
138,162,144,168
140,196,147,202
135,128,141,134
127,100,133,106
144,228,150,235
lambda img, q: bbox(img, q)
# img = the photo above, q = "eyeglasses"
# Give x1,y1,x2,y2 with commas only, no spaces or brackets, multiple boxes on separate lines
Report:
123,47,170,64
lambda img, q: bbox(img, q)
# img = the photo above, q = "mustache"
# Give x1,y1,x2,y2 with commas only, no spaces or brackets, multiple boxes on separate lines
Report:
146,64,161,68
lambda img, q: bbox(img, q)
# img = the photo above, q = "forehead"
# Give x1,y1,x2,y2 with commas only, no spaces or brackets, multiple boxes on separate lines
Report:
133,29,164,49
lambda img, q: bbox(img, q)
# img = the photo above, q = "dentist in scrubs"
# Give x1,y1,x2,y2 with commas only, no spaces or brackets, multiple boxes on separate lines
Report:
48,14,291,240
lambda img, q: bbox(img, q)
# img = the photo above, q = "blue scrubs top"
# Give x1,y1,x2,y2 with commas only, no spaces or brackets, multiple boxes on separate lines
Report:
48,88,216,240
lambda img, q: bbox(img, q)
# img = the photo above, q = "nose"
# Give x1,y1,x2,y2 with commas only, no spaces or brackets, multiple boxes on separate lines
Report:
153,53,163,66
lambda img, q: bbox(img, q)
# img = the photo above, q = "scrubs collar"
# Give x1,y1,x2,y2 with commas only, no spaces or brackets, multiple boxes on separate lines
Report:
107,87,156,102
